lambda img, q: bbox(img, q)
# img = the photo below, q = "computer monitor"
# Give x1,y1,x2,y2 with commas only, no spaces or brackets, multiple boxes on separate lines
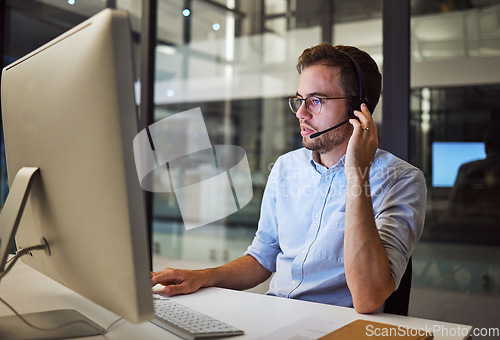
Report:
0,8,153,337
432,141,486,187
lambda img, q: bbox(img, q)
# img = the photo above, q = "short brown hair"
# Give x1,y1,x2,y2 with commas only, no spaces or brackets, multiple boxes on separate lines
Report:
296,43,382,111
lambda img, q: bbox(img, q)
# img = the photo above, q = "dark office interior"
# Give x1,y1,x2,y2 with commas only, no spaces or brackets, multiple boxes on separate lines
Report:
1,0,499,338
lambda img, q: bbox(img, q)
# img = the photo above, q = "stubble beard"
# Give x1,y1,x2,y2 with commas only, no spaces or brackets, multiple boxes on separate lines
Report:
302,123,352,154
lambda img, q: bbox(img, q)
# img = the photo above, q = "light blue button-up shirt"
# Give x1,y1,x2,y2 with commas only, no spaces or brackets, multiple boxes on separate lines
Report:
245,148,426,307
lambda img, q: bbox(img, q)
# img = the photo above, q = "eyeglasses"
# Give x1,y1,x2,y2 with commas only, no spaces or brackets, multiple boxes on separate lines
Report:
287,96,347,115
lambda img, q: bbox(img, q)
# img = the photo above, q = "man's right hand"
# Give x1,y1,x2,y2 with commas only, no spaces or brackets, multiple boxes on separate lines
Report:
151,268,211,296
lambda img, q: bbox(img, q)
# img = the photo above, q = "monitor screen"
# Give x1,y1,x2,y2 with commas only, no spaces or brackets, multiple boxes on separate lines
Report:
1,8,153,334
432,141,486,187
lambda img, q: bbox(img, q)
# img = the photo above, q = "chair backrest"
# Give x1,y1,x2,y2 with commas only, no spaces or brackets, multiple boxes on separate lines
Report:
383,257,412,316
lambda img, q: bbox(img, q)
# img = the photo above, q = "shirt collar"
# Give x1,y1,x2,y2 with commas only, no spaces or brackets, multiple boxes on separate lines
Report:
308,149,346,173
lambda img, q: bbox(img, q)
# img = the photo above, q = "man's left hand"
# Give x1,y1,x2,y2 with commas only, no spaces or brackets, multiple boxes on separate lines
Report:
345,103,378,179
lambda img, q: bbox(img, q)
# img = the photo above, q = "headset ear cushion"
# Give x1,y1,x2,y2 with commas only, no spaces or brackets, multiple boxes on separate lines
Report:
349,98,363,119
349,99,373,119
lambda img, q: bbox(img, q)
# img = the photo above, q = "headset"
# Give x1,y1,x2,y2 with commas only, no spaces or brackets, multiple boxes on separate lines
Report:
309,49,373,139
339,50,372,119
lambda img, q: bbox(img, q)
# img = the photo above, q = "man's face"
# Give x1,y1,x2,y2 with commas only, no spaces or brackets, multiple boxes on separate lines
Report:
296,64,352,154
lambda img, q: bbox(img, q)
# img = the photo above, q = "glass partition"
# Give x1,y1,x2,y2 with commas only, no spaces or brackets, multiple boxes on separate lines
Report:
409,1,500,333
151,0,383,267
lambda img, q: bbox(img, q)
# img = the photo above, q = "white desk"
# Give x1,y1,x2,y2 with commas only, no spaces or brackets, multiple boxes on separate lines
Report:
0,259,472,339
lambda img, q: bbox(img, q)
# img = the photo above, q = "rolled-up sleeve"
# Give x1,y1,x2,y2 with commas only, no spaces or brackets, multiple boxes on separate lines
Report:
374,167,427,290
245,159,282,272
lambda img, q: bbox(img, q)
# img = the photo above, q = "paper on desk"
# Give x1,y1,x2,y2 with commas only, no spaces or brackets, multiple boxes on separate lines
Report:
254,316,350,340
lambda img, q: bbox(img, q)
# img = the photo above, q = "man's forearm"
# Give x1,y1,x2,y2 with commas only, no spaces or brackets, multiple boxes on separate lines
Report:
344,175,395,313
203,254,272,291
152,254,271,296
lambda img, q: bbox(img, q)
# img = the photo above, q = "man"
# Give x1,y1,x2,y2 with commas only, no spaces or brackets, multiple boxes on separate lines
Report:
151,43,426,314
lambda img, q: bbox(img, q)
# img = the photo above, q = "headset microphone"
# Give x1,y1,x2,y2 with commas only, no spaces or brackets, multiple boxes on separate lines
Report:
310,119,349,139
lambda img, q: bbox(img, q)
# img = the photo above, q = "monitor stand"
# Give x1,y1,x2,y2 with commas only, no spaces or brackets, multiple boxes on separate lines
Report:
0,167,105,339
0,310,105,339
0,167,41,272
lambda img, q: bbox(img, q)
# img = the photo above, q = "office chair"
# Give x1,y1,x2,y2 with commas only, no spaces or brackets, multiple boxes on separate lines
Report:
383,257,412,316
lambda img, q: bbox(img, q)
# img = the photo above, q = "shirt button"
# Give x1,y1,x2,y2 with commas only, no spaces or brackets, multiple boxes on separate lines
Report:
292,281,297,286
324,176,330,181
314,212,320,219
301,249,306,255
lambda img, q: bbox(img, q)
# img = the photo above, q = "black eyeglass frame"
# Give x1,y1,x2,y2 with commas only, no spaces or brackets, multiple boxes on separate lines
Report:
287,95,349,115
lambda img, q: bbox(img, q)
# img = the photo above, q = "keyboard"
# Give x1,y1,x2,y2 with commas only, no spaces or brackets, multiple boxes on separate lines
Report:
150,293,244,340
